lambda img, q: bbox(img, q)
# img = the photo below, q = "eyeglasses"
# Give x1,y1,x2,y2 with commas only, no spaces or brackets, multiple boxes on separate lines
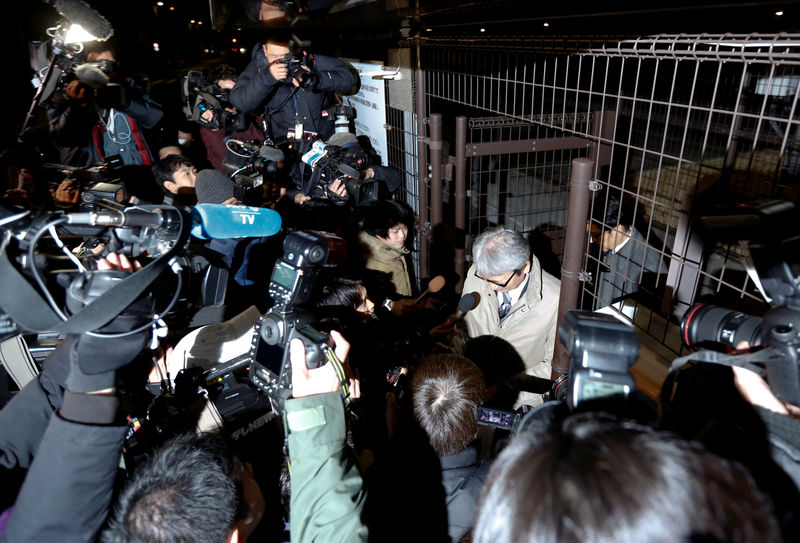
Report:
475,268,521,288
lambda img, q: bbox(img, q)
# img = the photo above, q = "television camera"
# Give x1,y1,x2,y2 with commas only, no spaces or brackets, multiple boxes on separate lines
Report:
43,155,127,211
300,139,383,205
221,139,285,204
248,230,348,410
22,1,120,137
182,70,246,132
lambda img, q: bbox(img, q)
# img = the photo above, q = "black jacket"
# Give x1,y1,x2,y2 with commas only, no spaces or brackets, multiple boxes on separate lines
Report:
229,45,355,143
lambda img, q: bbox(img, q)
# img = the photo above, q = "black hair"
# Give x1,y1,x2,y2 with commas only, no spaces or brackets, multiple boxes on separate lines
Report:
151,154,193,193
315,276,365,311
473,413,780,543
265,29,294,47
361,199,413,240
208,64,239,85
592,190,632,228
102,432,244,543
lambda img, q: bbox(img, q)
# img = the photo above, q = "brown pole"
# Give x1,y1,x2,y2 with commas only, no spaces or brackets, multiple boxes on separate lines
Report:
553,157,595,379
415,67,429,278
454,116,467,293
429,113,443,228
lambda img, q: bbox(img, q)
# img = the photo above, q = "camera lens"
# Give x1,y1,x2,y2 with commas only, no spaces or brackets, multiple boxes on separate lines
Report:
680,304,762,349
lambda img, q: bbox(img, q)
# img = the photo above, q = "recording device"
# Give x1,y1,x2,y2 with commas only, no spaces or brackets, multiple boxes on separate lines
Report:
558,310,639,411
283,50,317,88
248,231,347,410
44,156,126,211
182,71,246,132
679,199,800,405
475,406,530,433
300,139,378,204
46,0,114,42
221,139,284,202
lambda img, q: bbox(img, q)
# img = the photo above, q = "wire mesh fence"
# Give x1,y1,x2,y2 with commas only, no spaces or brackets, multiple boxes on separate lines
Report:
415,33,800,354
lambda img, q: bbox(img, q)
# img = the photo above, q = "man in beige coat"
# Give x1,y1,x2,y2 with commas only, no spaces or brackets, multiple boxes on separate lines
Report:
463,226,560,407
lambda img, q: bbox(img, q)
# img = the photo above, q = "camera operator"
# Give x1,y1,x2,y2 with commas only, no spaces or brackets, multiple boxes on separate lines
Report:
194,64,265,174
0,253,151,543
0,248,367,542
47,42,163,168
228,31,355,144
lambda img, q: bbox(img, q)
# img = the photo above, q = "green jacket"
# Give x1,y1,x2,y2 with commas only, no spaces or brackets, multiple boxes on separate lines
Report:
286,392,368,543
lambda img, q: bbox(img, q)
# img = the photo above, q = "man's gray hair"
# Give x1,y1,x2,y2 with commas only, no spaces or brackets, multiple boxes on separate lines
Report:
472,226,530,277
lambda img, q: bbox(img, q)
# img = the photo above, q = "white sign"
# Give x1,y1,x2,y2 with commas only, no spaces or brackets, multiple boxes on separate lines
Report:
345,61,389,166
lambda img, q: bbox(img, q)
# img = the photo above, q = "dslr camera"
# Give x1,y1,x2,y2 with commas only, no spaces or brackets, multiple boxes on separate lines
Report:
182,70,246,131
248,230,347,410
283,50,317,88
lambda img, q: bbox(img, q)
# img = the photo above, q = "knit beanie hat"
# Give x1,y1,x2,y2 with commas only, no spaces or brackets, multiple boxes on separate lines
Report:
195,169,235,204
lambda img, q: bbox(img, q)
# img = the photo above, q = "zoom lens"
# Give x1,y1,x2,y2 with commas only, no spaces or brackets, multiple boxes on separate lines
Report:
680,304,762,349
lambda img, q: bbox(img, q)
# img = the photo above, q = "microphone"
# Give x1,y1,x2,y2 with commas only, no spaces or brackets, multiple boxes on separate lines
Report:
226,140,284,162
66,208,165,227
48,0,114,41
190,204,282,239
454,292,480,319
65,204,282,240
259,145,284,162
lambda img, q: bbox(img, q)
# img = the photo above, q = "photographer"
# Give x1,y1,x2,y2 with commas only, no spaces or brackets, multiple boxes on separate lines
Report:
194,64,265,174
229,31,355,144
47,43,163,168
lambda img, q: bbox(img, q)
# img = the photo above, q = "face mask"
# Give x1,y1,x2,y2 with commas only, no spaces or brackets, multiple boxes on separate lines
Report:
178,138,189,146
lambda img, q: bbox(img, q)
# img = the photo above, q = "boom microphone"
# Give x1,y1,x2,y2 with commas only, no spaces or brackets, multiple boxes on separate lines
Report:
48,0,114,41
259,145,284,162
226,139,284,162
66,208,167,227
65,204,282,240
190,203,282,239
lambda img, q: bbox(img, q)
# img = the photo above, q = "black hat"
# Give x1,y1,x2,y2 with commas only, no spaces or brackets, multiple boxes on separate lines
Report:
195,169,235,204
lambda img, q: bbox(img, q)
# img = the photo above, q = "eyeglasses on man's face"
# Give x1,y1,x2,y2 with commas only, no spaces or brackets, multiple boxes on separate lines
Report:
475,268,521,288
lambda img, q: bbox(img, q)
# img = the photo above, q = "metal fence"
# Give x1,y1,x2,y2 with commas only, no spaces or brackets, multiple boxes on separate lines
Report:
401,33,800,355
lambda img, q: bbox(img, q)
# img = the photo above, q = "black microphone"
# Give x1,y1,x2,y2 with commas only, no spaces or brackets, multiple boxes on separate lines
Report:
48,0,114,41
259,145,284,162
227,140,284,163
454,292,480,319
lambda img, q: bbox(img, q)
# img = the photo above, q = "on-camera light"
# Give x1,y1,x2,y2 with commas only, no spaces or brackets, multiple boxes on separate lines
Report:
63,23,98,44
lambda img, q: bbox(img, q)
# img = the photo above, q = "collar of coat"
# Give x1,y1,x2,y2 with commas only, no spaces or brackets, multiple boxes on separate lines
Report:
359,231,410,262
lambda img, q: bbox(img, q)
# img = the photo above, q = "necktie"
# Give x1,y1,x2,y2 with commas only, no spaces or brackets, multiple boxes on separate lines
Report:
498,292,511,321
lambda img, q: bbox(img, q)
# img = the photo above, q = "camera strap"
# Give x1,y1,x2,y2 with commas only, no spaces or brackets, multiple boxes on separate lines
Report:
0,214,191,335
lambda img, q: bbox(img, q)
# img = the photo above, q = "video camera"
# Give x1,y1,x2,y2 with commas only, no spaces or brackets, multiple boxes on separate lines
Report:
43,155,126,210
300,139,382,205
221,139,285,203
182,70,246,132
248,230,346,410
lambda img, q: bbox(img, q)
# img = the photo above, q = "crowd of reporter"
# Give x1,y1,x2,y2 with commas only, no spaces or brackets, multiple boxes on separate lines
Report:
1,26,799,543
